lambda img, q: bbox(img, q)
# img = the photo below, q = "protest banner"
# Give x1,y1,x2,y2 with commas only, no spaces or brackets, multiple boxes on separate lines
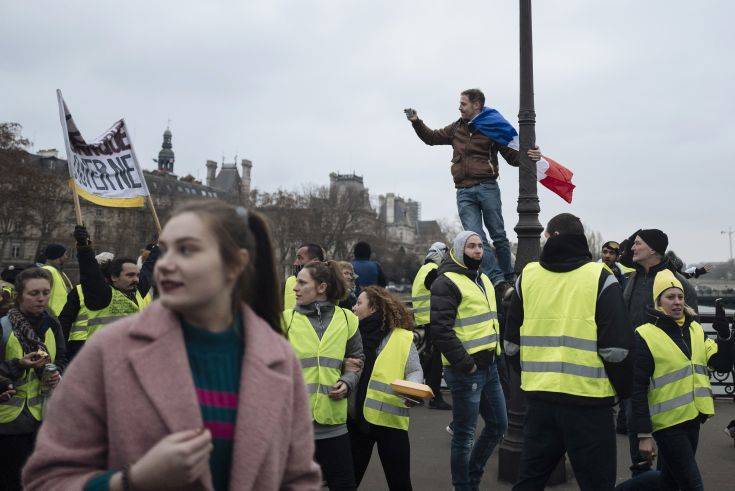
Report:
56,90,161,232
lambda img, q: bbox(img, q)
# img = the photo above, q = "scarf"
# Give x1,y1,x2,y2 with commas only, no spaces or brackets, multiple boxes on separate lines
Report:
7,308,49,356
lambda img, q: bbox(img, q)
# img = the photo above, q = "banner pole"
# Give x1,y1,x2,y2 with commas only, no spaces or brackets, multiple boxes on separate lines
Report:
147,194,162,234
70,181,83,225
123,118,161,234
57,90,84,226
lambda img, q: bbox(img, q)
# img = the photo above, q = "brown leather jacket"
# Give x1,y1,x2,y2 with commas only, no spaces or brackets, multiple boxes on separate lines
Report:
412,118,520,188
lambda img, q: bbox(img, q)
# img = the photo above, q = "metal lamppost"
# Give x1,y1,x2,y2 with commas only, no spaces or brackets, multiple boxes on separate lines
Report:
498,0,564,484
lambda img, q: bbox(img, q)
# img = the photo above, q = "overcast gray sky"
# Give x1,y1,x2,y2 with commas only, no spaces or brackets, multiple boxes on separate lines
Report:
2,1,733,263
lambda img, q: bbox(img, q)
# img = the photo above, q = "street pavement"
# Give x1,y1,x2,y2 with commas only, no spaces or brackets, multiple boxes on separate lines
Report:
358,396,735,489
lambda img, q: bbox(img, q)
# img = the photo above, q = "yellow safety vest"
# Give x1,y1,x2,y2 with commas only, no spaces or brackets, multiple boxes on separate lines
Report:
284,275,297,311
41,265,72,317
441,270,501,366
0,315,57,423
0,281,14,304
69,286,151,341
411,263,438,326
637,321,716,432
520,262,615,398
284,307,358,425
619,263,636,276
363,328,413,430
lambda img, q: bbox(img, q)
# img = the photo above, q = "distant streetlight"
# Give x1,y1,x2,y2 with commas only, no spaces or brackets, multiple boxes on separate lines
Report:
722,227,734,261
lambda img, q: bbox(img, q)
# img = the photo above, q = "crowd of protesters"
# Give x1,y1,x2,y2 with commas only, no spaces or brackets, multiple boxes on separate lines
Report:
1,85,733,491
0,199,731,491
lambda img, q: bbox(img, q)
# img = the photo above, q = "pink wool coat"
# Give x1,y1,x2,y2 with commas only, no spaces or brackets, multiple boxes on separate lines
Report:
22,302,322,490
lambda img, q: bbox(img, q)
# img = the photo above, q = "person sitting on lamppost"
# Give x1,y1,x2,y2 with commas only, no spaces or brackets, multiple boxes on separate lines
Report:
405,88,541,299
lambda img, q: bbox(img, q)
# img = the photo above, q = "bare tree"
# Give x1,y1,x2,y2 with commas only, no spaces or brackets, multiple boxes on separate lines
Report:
584,224,604,260
438,215,464,244
0,123,36,258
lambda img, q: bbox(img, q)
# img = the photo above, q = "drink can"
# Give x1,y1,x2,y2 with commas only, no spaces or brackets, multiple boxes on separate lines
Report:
42,364,58,380
40,364,58,395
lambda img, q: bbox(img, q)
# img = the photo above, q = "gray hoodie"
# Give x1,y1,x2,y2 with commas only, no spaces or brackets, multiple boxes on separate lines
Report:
452,231,481,268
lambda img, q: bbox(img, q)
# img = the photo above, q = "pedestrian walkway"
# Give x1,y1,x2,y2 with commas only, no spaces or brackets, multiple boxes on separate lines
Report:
359,398,735,489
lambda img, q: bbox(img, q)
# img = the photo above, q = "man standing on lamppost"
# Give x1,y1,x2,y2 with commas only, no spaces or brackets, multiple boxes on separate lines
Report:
405,90,541,300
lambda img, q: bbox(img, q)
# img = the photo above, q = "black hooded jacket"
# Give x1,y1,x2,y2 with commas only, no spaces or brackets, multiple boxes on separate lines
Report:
504,234,633,406
429,253,496,374
623,260,698,332
630,307,733,435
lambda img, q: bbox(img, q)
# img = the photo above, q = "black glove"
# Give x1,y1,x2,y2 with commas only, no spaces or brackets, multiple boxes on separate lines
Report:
712,299,731,339
73,225,91,247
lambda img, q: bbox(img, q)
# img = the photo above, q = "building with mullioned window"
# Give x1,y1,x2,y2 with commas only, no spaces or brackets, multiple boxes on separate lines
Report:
1,127,444,281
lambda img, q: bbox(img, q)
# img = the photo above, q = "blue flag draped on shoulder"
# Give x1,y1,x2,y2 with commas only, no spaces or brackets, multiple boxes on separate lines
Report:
469,107,575,203
469,107,520,150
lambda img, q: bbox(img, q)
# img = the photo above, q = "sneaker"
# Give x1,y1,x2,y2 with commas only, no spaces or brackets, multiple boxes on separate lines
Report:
429,398,452,410
446,424,454,437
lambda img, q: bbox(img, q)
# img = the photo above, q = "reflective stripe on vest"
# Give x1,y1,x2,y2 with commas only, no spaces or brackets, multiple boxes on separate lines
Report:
636,321,715,432
363,328,413,430
411,263,438,326
41,265,71,317
285,307,358,425
519,262,615,398
73,288,150,341
441,271,500,366
0,315,57,423
283,276,297,311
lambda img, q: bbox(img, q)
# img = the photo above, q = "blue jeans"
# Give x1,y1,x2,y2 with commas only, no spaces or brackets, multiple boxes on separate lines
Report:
444,362,508,491
456,181,514,284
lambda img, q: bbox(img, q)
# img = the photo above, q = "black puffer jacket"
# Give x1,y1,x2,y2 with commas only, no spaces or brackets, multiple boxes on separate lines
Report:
429,254,495,374
504,234,633,406
630,308,733,434
624,260,698,331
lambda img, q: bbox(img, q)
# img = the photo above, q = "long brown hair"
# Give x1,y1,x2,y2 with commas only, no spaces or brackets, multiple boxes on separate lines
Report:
171,200,282,334
302,260,347,303
361,286,414,331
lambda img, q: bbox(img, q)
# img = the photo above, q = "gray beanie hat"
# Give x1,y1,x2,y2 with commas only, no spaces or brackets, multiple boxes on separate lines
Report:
452,231,481,267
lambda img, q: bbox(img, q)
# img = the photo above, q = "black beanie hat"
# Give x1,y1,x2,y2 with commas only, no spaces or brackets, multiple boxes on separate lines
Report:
601,241,620,251
44,243,67,261
637,229,668,256
353,241,372,260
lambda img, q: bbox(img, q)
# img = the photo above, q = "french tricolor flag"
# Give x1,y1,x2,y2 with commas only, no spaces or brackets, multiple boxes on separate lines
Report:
470,107,575,203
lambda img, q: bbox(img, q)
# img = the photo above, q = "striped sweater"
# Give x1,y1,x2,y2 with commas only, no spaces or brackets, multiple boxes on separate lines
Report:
182,316,244,490
84,316,244,491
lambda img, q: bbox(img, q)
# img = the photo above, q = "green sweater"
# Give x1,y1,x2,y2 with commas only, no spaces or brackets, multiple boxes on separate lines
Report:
85,316,244,491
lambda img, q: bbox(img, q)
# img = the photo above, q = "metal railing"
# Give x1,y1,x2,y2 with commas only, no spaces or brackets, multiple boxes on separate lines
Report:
699,314,735,401
402,295,734,401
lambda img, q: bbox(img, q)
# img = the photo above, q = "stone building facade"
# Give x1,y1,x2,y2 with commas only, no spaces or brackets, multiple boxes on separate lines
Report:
1,128,444,280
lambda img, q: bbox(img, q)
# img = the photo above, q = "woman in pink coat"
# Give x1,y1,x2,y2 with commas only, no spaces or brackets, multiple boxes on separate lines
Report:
23,201,321,491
